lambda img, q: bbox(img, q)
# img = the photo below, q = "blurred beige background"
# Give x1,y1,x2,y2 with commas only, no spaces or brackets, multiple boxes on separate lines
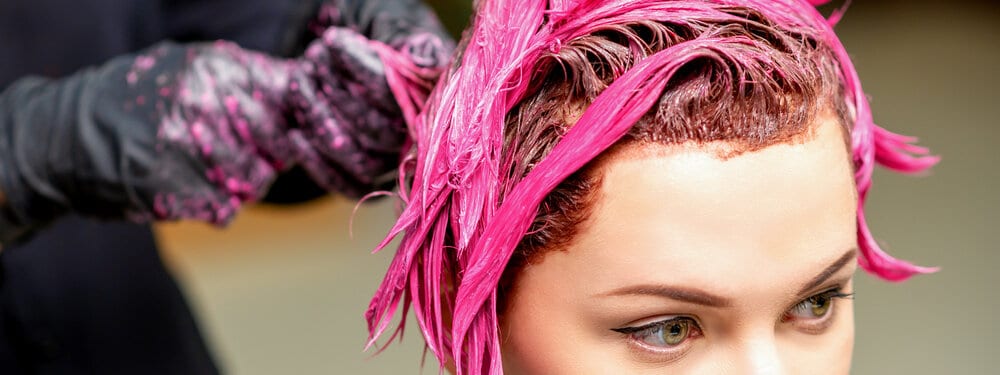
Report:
155,0,999,373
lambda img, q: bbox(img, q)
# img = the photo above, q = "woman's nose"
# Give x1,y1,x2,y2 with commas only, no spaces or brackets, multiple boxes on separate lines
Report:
740,337,787,375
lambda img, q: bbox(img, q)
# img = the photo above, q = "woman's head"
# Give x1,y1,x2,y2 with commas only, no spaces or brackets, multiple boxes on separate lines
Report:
367,1,937,374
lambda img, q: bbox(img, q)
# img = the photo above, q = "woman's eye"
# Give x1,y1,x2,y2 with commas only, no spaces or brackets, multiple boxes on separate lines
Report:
613,317,702,348
787,293,834,319
782,288,854,331
642,319,692,347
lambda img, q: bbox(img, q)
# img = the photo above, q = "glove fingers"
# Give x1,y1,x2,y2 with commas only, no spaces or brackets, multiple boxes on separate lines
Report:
306,28,398,113
399,32,453,69
286,124,396,199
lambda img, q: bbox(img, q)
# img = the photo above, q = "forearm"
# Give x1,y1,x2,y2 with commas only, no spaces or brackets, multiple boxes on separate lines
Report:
0,37,412,242
0,44,268,239
0,0,453,244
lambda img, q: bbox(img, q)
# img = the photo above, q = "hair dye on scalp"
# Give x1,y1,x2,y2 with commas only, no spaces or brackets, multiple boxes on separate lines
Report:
369,1,938,374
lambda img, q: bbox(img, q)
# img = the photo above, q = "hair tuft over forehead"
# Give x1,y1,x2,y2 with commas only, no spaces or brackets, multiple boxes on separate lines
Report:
368,1,938,374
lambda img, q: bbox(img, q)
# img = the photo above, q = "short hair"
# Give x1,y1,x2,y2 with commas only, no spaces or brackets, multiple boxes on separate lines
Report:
367,1,938,374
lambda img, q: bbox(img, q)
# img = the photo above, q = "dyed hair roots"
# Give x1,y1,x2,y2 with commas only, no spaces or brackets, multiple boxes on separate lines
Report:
370,1,939,374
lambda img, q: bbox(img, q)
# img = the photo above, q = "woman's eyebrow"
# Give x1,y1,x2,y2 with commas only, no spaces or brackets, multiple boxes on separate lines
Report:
596,285,732,308
796,248,858,295
594,248,858,308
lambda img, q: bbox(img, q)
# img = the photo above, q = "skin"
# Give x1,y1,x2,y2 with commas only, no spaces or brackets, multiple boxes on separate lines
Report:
500,118,858,374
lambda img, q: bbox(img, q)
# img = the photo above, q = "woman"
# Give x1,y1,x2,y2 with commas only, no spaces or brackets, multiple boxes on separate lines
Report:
366,0,938,374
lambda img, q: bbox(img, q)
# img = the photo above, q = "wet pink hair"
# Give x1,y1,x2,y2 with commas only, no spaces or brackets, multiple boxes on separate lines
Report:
370,0,938,374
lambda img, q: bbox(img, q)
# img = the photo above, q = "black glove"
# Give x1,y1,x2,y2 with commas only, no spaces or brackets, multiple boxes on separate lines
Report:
0,0,453,244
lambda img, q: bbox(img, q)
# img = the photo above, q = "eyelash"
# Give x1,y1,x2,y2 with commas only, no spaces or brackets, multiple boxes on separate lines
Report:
610,287,854,359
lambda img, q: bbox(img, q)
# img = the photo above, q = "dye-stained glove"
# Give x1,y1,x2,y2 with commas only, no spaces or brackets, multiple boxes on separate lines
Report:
0,0,453,244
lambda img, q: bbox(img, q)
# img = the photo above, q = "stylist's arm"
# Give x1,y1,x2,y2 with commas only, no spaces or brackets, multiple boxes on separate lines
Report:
0,0,453,245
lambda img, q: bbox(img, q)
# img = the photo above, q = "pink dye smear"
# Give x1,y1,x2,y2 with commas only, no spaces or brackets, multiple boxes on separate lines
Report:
366,1,938,374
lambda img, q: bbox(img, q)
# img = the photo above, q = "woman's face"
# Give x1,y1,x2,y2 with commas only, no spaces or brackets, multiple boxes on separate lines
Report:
501,118,858,374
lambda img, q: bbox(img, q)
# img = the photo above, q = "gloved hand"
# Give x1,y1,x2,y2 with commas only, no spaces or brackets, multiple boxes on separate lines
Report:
0,0,453,244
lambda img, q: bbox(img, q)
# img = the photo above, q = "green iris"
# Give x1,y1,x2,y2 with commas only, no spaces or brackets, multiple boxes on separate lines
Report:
808,294,832,317
660,320,690,346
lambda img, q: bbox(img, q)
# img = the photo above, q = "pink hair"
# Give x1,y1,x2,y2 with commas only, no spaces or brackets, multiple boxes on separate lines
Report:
370,1,939,374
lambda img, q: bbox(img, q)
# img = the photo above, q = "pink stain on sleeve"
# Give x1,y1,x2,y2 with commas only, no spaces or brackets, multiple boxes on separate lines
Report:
223,95,239,115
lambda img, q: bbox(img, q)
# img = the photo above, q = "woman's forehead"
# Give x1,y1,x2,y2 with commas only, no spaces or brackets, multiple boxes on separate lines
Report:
555,118,858,296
